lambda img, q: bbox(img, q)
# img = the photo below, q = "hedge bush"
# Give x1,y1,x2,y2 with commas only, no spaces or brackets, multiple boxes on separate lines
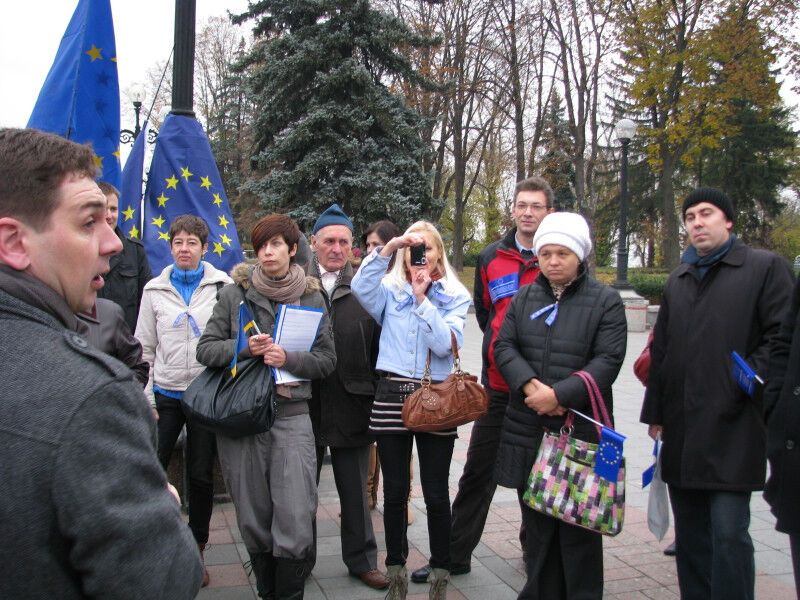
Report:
629,272,668,304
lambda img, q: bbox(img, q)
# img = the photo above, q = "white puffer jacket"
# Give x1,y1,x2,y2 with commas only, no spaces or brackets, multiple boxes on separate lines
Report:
135,261,232,404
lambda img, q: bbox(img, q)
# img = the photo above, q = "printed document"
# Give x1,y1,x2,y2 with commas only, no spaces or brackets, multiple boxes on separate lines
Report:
271,304,324,384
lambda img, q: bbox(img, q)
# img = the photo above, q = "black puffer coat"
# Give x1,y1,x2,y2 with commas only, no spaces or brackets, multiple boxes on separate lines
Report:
309,261,379,448
764,278,800,534
493,269,627,490
641,240,793,491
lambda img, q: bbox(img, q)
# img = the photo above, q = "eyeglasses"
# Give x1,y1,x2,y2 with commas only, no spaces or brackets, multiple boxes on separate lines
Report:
515,202,549,212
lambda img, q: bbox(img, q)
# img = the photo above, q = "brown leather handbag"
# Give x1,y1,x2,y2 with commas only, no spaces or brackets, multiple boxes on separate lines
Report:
401,333,489,432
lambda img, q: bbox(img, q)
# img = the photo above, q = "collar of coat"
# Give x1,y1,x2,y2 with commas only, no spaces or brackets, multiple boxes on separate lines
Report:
674,238,746,278
308,258,353,303
535,264,588,300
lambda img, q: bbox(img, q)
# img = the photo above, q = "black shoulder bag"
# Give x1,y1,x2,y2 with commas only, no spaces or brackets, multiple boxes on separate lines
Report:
181,287,277,438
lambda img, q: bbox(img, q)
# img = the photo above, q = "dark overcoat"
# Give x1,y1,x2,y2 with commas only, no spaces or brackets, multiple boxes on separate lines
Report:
493,269,628,489
0,271,201,600
309,261,379,448
641,239,794,491
764,278,800,534
97,228,152,332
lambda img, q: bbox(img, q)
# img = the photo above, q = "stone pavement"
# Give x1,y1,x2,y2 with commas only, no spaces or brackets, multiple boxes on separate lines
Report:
194,320,798,599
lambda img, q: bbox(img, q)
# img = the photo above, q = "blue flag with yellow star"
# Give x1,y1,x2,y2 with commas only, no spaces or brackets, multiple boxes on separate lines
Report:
27,0,121,188
140,113,244,274
118,120,148,237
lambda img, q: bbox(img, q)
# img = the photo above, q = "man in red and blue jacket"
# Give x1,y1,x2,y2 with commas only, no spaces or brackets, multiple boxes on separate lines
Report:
412,176,555,582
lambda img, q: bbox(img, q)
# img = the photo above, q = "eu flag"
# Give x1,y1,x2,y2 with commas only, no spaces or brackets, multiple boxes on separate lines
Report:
230,302,257,377
141,113,244,274
117,120,148,240
28,0,121,188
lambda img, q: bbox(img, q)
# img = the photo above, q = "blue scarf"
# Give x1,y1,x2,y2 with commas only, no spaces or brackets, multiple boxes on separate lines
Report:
681,234,736,279
170,263,205,305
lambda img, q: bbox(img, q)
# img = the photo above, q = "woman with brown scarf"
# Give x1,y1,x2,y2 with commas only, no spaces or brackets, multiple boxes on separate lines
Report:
197,214,336,600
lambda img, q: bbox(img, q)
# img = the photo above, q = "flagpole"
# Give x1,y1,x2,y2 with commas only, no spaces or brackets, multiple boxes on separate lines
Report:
172,0,196,116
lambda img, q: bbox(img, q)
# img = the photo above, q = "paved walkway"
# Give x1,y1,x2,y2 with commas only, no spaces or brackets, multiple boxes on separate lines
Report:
194,320,798,599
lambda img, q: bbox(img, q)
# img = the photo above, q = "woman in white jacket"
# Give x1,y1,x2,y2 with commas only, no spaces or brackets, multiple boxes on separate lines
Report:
135,215,232,587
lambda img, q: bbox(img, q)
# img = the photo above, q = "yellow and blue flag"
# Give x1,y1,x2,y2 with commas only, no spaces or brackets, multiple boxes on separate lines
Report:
140,113,244,274
28,0,121,188
230,301,257,377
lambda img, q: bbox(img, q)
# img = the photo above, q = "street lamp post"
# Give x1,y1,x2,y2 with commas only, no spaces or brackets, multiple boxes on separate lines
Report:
120,84,146,144
614,118,637,289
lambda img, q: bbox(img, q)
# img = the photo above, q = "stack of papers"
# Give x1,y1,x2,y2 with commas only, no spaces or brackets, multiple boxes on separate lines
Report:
271,305,324,384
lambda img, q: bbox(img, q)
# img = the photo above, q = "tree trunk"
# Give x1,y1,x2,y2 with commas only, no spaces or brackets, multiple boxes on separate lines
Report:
659,152,681,269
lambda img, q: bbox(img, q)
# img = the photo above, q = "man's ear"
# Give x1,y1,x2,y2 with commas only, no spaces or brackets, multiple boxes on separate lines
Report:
0,218,32,270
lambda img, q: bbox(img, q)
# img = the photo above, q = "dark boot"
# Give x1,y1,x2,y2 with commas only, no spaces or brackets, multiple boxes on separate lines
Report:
274,556,308,600
250,552,276,599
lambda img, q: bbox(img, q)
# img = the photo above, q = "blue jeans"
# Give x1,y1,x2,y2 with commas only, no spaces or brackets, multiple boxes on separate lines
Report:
669,486,754,600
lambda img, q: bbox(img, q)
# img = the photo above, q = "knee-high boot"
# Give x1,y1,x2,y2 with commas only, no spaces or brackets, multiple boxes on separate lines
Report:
250,552,276,599
274,556,307,600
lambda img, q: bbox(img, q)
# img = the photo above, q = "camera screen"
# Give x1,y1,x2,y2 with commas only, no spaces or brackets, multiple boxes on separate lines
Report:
410,244,427,266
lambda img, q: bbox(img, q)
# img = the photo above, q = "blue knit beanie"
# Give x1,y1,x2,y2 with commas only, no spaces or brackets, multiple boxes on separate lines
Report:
313,203,353,234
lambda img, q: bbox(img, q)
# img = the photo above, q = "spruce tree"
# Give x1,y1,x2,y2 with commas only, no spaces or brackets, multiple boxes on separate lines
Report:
232,0,437,233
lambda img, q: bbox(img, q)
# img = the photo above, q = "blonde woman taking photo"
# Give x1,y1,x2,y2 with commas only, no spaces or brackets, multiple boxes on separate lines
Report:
351,221,471,600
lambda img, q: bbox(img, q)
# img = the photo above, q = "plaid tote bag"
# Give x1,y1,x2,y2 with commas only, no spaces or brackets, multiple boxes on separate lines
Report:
522,370,625,536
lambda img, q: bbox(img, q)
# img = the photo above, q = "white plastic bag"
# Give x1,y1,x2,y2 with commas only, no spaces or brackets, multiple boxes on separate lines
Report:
647,440,670,541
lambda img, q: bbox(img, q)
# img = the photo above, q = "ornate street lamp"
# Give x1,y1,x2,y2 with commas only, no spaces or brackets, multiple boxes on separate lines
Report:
119,84,146,144
614,118,637,289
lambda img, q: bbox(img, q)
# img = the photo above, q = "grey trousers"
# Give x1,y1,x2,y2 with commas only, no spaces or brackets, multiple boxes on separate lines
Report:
217,413,318,560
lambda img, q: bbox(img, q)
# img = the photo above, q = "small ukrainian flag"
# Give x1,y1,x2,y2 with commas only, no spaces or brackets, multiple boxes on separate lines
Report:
229,301,257,377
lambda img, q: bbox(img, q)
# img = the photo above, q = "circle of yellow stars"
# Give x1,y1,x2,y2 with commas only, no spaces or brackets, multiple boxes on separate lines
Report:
121,167,236,258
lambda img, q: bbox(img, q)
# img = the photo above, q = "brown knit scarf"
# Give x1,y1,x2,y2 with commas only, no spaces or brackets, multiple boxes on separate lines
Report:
250,263,307,303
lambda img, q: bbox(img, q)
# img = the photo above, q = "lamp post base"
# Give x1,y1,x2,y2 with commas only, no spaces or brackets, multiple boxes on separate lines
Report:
617,288,648,332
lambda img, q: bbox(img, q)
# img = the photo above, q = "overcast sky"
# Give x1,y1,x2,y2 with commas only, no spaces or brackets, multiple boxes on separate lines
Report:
0,1,249,129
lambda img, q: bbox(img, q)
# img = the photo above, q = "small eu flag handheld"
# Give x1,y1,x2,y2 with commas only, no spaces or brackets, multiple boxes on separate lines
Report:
731,351,764,398
229,302,258,377
141,113,244,274
28,0,121,188
596,427,626,481
570,408,626,481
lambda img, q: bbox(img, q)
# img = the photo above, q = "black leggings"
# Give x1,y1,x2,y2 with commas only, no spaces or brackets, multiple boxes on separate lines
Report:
155,392,216,545
377,432,455,569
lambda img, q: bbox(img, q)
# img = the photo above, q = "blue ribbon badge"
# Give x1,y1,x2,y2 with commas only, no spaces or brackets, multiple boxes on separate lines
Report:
530,302,559,326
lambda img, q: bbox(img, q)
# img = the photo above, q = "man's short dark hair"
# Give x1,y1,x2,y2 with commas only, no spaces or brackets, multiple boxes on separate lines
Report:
169,215,210,246
97,181,120,199
251,214,301,262
0,128,99,231
514,176,555,208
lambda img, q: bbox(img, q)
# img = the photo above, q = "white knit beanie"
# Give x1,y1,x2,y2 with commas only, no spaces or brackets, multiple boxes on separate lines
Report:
533,212,592,261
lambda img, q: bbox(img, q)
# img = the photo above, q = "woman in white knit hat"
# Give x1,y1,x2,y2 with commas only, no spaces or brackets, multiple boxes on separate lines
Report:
492,212,628,599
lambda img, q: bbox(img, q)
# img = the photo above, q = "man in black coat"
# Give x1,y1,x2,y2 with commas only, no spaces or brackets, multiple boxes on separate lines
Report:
0,128,202,599
764,278,800,596
641,188,794,600
96,181,152,332
308,204,388,590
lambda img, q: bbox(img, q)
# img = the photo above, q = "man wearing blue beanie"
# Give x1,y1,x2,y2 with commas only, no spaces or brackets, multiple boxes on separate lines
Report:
641,187,793,600
308,203,388,590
